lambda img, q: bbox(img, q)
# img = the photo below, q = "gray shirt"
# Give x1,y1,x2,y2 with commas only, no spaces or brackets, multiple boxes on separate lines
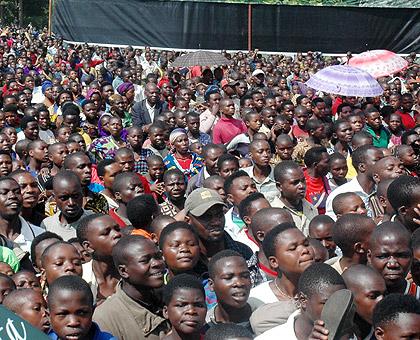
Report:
40,209,93,241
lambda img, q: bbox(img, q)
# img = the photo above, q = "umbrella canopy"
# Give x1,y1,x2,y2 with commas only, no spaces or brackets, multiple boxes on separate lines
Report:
171,51,231,67
305,65,383,97
348,49,408,78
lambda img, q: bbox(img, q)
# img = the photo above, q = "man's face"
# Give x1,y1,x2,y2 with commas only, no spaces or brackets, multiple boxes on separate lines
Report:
335,122,354,143
276,139,294,161
221,99,235,117
251,141,271,167
366,111,382,130
84,215,122,257
368,234,412,290
0,179,22,218
66,155,92,187
309,222,337,258
186,116,200,134
103,163,122,190
146,85,160,105
208,93,221,107
210,256,251,309
115,153,135,173
228,176,257,207
149,128,166,150
122,240,166,289
190,204,225,242
164,174,185,201
204,148,224,175
12,172,40,209
314,152,330,177
0,155,12,177
54,179,84,219
278,168,306,202
116,175,144,203
30,141,49,163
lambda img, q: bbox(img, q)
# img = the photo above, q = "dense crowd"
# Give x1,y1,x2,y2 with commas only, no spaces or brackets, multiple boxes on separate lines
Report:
0,24,418,339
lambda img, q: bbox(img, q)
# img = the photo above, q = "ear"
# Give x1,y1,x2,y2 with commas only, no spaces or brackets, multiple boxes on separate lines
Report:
40,267,47,285
332,132,337,139
336,213,342,219
372,172,380,184
81,240,94,255
227,193,234,205
118,264,129,279
378,195,387,208
358,162,366,173
398,205,407,217
162,305,169,319
374,327,385,340
268,255,279,270
28,149,34,157
367,249,372,264
297,292,308,311
256,230,265,243
243,215,252,226
208,278,215,292
114,191,122,201
99,175,104,182
354,242,365,255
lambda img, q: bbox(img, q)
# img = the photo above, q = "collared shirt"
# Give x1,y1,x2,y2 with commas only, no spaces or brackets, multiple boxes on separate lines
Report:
188,131,212,146
212,117,247,144
93,281,170,340
271,196,318,236
144,145,169,159
145,100,156,123
131,148,154,174
325,176,374,220
13,216,44,254
243,166,279,203
40,209,94,241
224,207,259,253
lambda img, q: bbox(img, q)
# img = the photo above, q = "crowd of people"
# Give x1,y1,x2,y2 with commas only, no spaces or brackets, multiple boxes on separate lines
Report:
0,24,418,339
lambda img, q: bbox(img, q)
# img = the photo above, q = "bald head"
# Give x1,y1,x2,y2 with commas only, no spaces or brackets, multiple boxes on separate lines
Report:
372,156,403,183
343,264,384,288
250,207,294,243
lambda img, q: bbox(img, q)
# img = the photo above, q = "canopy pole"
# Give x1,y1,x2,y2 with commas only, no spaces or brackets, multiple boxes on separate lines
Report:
48,0,53,35
248,4,252,51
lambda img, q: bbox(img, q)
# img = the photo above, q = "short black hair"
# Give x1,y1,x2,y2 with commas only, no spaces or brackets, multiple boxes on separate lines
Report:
305,118,322,132
63,151,89,169
332,192,361,215
332,214,374,257
208,249,243,279
298,263,345,298
329,152,346,165
162,273,204,305
262,222,297,258
158,222,199,250
96,159,116,177
112,172,139,194
387,175,420,212
126,194,159,229
77,213,105,243
309,214,334,232
48,275,93,307
304,146,328,168
274,160,301,183
112,235,148,268
204,323,253,340
372,293,420,328
52,170,81,190
30,231,63,264
369,221,411,250
351,144,378,170
163,168,184,183
216,153,239,171
40,241,77,268
19,115,37,130
223,170,249,195
238,192,265,220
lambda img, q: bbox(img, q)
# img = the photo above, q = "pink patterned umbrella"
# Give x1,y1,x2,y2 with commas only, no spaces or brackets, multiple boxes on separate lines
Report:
305,65,383,97
348,50,408,78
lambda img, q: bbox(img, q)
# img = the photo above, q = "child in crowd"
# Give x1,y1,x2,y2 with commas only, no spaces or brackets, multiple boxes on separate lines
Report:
309,215,337,258
327,152,348,190
0,272,15,303
332,192,368,219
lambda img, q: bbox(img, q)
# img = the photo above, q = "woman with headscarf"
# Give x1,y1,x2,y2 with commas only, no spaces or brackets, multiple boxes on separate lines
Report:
116,82,135,106
163,128,203,180
109,93,132,128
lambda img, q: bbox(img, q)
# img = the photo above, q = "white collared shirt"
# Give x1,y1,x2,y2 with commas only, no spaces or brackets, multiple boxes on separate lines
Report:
255,310,300,340
14,216,45,253
145,100,156,123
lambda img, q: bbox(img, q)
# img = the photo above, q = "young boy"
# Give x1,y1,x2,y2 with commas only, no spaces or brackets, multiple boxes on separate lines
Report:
368,221,418,296
160,169,186,218
3,288,50,333
77,213,122,304
373,294,420,340
40,241,83,287
270,134,294,165
259,107,276,139
30,231,63,273
309,239,329,263
309,215,337,259
342,265,386,340
327,152,348,190
255,263,347,339
0,272,15,303
396,144,418,177
48,275,116,339
12,269,41,291
217,154,239,179
162,274,207,340
332,192,368,219
328,214,376,274
145,154,166,203
207,250,258,332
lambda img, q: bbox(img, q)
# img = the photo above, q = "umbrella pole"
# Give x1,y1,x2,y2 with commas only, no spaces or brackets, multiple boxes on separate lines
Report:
248,4,252,51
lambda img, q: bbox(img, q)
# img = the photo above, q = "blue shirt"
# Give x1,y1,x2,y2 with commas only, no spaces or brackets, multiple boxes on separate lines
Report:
48,322,116,340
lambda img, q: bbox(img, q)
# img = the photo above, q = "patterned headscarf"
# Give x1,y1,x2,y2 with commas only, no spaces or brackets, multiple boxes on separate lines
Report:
169,128,187,146
117,82,134,96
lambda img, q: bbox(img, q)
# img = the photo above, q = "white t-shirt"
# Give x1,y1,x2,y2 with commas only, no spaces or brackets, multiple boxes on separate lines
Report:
255,310,299,340
249,281,278,304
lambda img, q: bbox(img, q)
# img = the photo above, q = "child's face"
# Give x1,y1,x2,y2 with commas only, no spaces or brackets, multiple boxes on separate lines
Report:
148,161,165,180
399,146,418,167
238,158,252,168
164,174,186,201
0,278,14,303
329,158,348,179
38,111,51,129
377,313,420,340
262,110,276,128
12,271,41,291
66,142,82,154
0,262,13,276
338,196,367,217
303,284,346,323
275,139,294,160
3,127,17,145
210,256,251,309
247,114,262,132
388,115,402,132
49,145,69,168
190,143,202,155
18,290,50,333
162,229,200,273
348,116,364,132
57,127,71,143
270,228,314,275
164,288,206,336
50,290,93,340
219,160,239,179
42,244,83,284
309,223,336,258
335,122,354,143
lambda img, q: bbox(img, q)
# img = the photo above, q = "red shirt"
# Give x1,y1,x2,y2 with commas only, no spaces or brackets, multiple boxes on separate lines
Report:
396,110,419,130
292,124,309,142
304,170,330,214
213,117,247,144
109,208,127,228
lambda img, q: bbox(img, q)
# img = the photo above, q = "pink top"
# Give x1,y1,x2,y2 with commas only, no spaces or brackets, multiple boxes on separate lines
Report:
213,117,247,144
